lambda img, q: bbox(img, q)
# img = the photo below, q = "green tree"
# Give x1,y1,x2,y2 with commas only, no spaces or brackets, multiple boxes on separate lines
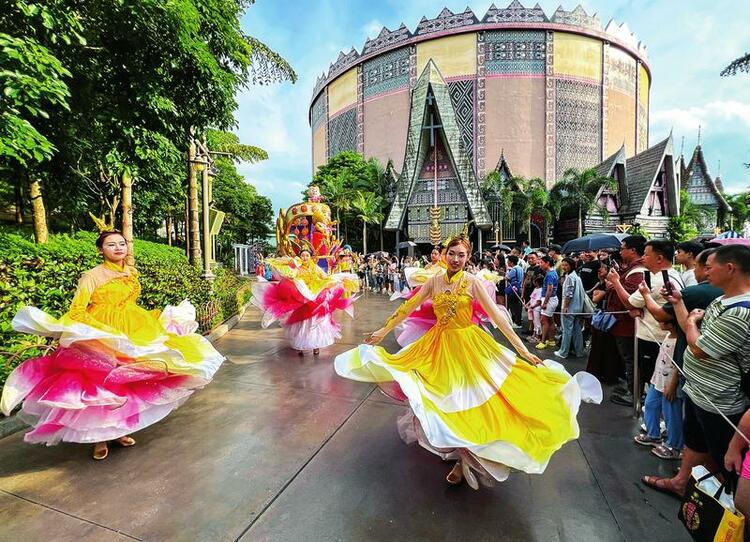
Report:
1,0,295,249
722,52,750,77
511,176,549,242
725,192,750,232
312,151,386,244
549,167,617,238
668,190,711,242
351,191,384,254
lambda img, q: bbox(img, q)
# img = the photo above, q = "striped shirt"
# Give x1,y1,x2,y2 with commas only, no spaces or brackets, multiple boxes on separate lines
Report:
683,293,750,415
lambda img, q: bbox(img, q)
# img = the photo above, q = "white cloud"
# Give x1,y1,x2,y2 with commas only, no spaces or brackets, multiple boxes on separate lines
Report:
651,100,750,135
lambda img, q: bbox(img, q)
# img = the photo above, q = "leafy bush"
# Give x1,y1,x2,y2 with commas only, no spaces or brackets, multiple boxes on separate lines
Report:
0,231,250,390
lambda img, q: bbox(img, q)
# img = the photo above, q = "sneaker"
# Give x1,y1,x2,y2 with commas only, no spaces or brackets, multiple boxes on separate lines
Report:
546,340,557,348
553,350,568,359
611,392,634,407
535,341,549,350
613,385,629,395
511,323,522,329
527,335,541,344
651,444,682,460
634,433,662,447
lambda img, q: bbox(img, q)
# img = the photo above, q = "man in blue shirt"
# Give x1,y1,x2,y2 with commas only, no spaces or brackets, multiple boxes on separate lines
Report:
536,256,559,349
505,255,525,328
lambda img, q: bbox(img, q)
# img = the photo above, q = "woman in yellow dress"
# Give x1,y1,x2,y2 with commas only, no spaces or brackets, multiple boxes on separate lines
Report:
1,231,224,459
251,249,359,356
335,234,601,488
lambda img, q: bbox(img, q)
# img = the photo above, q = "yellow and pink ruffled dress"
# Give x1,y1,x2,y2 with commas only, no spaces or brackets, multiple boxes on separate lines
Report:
335,270,601,488
1,261,224,445
251,257,359,351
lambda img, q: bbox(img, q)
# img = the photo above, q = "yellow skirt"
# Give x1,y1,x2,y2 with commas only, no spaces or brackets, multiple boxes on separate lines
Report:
335,324,601,481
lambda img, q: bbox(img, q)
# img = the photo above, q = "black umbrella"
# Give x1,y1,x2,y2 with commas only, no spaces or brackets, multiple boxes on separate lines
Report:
397,241,417,249
562,233,628,254
489,243,512,251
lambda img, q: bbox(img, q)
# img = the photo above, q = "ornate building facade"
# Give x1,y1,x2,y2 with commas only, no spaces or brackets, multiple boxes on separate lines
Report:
309,3,651,247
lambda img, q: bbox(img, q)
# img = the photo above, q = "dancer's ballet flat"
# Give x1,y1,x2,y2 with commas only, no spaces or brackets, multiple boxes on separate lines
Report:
298,350,304,357
313,349,320,356
446,461,464,485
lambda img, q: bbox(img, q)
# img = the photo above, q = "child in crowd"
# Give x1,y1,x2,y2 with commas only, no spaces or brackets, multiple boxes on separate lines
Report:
634,320,682,460
526,276,544,344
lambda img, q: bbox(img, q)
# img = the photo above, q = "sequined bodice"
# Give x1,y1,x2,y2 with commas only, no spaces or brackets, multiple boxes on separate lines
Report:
432,275,474,328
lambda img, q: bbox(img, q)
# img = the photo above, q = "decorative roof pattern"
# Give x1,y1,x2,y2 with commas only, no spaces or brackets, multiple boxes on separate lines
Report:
619,134,672,215
684,145,730,210
483,1,548,23
327,48,360,81
415,7,478,36
310,2,649,104
362,24,412,56
385,61,491,230
550,5,600,31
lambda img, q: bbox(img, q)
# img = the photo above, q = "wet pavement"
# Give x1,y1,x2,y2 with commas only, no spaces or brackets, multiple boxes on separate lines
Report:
0,293,689,541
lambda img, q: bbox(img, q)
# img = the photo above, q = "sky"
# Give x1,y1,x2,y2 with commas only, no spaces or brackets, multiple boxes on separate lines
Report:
236,0,750,215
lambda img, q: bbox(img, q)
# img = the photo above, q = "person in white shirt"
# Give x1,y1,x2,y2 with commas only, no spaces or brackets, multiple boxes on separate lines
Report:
676,241,702,287
627,240,684,393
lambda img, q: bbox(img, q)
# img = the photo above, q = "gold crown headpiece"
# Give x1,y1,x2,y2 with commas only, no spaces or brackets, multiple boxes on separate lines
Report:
89,212,116,233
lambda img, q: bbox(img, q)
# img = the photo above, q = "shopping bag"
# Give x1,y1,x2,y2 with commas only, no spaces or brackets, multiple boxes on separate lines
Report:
581,294,596,317
679,466,745,542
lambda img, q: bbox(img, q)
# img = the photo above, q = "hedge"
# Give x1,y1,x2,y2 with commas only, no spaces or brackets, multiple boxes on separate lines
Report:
0,231,251,389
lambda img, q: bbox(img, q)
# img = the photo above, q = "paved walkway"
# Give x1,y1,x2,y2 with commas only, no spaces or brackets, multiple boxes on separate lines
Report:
0,294,689,541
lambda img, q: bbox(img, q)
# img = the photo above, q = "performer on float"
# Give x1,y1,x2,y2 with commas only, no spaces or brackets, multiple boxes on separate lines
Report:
1,231,224,460
252,248,359,357
335,232,601,489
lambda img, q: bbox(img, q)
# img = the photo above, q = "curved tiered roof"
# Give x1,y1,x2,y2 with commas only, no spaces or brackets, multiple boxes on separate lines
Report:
310,2,650,107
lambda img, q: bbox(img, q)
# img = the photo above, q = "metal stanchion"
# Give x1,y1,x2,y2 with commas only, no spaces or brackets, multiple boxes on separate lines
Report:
633,316,641,419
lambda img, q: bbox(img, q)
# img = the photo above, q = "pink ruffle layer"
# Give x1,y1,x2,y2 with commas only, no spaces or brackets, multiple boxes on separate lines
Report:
5,345,204,445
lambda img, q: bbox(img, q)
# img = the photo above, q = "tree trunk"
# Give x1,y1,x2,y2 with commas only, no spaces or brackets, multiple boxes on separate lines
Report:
184,199,190,257
14,181,24,224
188,141,200,265
362,224,367,254
29,178,48,244
578,205,583,238
121,172,134,266
379,222,384,251
166,215,173,246
336,209,341,239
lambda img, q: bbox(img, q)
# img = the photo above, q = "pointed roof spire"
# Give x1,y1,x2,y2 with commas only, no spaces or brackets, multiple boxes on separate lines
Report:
697,125,702,146
680,136,685,157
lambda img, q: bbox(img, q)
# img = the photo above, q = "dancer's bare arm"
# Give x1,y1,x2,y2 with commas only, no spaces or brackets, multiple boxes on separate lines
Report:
472,276,543,366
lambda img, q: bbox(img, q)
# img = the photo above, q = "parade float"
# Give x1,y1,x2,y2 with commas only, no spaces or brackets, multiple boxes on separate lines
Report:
275,186,342,271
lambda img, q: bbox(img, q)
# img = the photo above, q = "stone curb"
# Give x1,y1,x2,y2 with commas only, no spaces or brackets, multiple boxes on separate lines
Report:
0,300,254,441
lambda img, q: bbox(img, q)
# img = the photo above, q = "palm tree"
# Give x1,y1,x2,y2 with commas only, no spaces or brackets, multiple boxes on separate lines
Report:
481,170,514,242
549,168,617,238
722,52,750,76
319,174,350,238
512,176,550,243
351,191,384,254
726,192,750,232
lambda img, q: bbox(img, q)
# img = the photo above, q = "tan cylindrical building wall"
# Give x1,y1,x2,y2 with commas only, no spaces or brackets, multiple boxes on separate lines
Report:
310,8,650,183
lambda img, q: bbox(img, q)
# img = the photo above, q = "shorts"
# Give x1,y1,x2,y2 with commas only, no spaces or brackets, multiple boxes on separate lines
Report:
541,296,558,317
683,395,744,471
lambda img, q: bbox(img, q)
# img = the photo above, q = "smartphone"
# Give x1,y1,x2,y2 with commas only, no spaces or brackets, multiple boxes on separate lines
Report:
661,269,673,296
